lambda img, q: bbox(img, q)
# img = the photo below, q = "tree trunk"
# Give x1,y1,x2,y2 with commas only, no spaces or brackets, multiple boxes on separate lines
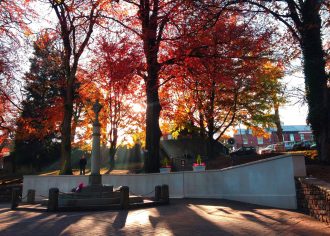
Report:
301,2,329,163
60,83,73,175
199,112,205,137
109,128,118,170
109,146,116,170
274,105,283,142
144,74,162,173
206,80,216,159
140,0,163,172
71,102,82,143
207,135,215,160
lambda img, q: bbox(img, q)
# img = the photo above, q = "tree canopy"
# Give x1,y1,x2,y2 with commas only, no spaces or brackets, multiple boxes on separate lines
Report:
1,0,329,173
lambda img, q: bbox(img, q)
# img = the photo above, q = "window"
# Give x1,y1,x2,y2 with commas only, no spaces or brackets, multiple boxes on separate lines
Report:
290,134,295,141
243,136,248,144
300,134,304,141
257,137,263,145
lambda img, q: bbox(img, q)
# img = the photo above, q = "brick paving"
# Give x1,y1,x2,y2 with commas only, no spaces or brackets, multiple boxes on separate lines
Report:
0,199,330,236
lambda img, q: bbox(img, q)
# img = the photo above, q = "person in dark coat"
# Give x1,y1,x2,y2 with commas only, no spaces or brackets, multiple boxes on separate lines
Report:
79,155,87,175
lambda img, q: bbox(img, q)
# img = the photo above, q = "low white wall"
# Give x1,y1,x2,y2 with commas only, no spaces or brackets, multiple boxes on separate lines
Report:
102,172,184,198
218,155,297,208
23,154,305,209
23,175,88,200
182,154,300,209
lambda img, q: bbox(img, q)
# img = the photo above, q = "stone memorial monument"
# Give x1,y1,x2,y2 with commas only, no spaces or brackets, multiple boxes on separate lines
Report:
48,100,156,210
89,99,102,186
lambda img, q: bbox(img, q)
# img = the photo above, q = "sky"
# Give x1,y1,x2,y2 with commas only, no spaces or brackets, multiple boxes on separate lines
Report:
280,102,308,125
279,60,308,126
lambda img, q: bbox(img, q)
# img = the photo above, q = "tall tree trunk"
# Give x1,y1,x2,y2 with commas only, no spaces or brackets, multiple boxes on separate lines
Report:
301,1,329,163
109,128,117,170
51,1,97,174
60,83,73,175
109,146,116,170
145,72,162,173
71,121,77,143
206,80,216,159
274,105,283,142
196,82,206,137
199,112,205,137
207,133,215,160
71,102,82,143
140,0,163,173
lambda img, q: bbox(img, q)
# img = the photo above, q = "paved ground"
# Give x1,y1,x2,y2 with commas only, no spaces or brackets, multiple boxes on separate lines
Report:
0,199,329,236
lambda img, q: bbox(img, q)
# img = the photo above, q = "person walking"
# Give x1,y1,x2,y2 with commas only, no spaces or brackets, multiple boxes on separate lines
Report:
79,155,87,175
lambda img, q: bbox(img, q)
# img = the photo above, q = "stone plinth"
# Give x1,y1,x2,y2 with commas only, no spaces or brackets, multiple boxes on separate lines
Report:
57,185,143,208
89,174,102,186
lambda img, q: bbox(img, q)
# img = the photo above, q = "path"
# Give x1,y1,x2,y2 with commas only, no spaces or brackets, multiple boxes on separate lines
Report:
0,199,329,235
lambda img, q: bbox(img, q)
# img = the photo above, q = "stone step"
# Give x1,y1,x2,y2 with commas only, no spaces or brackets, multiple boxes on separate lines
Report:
58,199,165,211
80,185,114,193
59,191,121,199
59,197,120,207
57,195,143,207
60,204,122,211
24,199,167,211
0,185,22,202
129,199,168,209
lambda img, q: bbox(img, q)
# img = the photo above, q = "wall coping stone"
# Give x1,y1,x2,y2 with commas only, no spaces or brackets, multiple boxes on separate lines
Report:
24,154,302,178
296,177,330,191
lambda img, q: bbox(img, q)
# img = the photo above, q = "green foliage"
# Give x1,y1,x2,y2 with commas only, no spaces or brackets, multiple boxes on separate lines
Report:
161,158,170,167
14,141,60,169
171,121,200,139
243,62,287,132
196,154,202,165
14,33,63,170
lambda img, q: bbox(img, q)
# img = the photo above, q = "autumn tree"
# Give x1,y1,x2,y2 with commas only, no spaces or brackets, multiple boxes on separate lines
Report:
0,0,31,81
46,0,110,174
161,12,283,158
0,97,11,157
70,72,100,152
209,0,330,161
106,0,201,172
0,0,32,150
15,33,63,170
91,36,142,169
259,62,286,142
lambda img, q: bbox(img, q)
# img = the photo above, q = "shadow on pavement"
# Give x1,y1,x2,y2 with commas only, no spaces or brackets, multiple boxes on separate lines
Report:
1,199,329,235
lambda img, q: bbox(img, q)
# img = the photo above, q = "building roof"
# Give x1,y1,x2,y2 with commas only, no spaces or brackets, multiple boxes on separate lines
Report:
281,125,311,132
236,125,311,135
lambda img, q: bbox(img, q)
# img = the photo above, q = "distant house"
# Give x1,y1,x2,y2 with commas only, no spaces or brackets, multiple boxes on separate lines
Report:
234,125,313,148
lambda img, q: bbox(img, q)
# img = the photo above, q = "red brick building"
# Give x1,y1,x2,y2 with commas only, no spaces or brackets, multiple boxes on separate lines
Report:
234,125,313,148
